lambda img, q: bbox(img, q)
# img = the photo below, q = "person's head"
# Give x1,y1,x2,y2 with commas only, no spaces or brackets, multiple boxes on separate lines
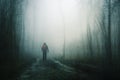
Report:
43,42,46,45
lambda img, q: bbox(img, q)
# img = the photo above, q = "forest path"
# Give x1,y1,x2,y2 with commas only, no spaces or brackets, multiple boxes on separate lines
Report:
18,59,99,80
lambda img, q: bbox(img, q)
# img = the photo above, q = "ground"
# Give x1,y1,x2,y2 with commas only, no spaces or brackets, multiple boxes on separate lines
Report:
18,59,101,80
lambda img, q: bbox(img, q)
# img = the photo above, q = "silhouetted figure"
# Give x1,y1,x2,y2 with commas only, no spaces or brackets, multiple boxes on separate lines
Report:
41,43,49,61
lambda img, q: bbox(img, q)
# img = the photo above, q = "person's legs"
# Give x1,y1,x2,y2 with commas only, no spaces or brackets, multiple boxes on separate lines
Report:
43,52,45,61
44,53,47,61
43,51,47,61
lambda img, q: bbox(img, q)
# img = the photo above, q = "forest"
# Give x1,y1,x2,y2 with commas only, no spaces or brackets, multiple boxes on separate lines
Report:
0,0,120,80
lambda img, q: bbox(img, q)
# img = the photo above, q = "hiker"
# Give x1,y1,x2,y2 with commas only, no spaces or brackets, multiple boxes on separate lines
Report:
41,43,49,61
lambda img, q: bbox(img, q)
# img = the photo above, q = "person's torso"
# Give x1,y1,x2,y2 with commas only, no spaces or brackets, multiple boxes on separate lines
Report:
42,45,48,51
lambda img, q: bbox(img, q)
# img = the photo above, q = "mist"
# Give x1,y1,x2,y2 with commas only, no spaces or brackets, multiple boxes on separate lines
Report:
0,0,120,80
19,0,104,59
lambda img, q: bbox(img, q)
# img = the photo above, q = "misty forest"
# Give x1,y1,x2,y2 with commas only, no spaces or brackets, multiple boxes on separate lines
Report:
0,0,120,80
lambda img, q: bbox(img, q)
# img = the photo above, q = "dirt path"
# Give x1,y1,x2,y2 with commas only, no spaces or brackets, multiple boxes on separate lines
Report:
18,59,100,80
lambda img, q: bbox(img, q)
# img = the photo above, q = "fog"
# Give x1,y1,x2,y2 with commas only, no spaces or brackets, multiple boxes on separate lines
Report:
1,0,120,79
19,0,103,59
